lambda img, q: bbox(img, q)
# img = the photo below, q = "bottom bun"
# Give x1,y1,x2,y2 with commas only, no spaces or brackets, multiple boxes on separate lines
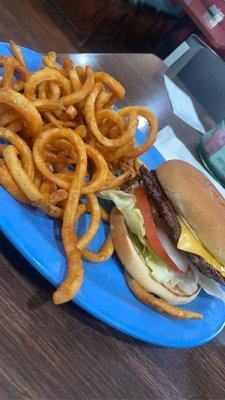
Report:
110,207,200,306
125,271,202,320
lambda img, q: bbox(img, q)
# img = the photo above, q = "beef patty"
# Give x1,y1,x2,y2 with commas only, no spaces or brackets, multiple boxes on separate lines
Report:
140,165,225,285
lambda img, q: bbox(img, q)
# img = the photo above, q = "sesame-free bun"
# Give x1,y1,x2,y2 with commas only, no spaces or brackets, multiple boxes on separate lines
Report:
156,160,225,266
110,207,200,306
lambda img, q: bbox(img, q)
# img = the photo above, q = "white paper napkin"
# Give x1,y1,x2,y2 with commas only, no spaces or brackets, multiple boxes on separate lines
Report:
164,75,206,134
154,125,225,198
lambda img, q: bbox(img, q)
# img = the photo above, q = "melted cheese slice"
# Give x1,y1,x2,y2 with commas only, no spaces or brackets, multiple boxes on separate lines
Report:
177,218,225,277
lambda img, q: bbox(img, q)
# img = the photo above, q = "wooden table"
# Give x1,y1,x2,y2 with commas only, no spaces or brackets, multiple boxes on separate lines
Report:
0,53,224,400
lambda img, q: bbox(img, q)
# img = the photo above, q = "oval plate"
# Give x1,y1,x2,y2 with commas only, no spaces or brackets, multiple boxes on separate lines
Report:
0,42,224,348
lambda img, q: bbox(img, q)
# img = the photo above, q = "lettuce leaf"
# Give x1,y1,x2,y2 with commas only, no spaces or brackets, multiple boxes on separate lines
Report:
99,190,145,243
131,234,198,295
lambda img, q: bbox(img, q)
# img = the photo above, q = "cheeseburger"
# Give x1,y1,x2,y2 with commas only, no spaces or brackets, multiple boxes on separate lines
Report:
100,160,225,319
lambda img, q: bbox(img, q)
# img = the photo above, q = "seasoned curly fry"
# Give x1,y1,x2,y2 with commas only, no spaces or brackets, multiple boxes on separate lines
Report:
1,57,15,88
0,159,29,203
9,40,26,66
24,67,71,100
81,233,114,262
125,272,203,320
61,56,81,91
75,199,113,262
0,42,160,309
77,193,101,251
0,55,29,91
7,119,23,133
33,99,66,112
33,127,85,189
94,71,125,99
49,81,61,100
82,145,109,194
81,208,114,262
45,111,76,128
0,128,35,179
60,66,94,106
49,188,68,205
0,109,19,126
120,106,158,158
37,178,64,218
42,51,64,74
53,131,87,305
99,169,131,191
85,83,137,148
3,145,42,201
33,128,109,193
95,89,114,112
0,89,43,136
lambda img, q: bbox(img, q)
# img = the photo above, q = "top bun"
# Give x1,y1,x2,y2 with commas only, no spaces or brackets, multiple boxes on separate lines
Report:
156,160,225,266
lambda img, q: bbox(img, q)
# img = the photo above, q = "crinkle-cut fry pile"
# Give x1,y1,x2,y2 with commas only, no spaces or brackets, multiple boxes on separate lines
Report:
0,41,158,304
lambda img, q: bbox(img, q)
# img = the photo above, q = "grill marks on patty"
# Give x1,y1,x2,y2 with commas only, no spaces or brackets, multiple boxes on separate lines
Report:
140,168,181,242
140,165,225,285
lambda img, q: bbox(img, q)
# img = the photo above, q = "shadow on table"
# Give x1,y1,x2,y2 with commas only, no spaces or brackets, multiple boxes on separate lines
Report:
0,231,51,305
0,231,139,345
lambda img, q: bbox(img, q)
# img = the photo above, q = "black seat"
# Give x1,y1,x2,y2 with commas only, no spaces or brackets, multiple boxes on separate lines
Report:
167,35,225,123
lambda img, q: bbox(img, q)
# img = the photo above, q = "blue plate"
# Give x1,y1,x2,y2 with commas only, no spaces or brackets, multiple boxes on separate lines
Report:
0,42,224,348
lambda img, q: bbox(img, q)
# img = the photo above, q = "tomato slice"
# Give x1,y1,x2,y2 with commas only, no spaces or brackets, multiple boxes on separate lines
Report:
134,186,185,273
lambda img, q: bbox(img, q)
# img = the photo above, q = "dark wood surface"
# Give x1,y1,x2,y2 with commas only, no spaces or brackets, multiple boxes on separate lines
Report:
0,0,79,52
52,0,117,44
52,0,178,51
0,2,224,399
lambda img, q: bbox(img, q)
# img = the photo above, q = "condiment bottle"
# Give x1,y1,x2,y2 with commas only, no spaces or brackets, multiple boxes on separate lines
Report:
198,121,225,187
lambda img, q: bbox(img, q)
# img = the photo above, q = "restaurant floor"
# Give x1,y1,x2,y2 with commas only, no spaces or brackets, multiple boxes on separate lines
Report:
0,0,131,53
